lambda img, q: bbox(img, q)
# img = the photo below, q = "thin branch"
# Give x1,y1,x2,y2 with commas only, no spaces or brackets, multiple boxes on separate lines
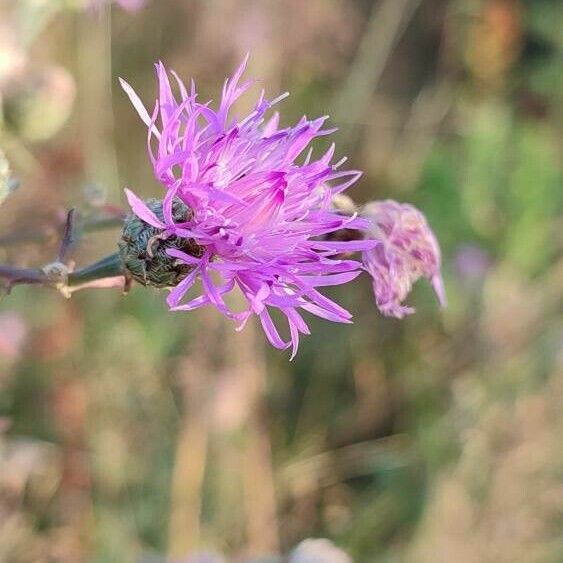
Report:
0,265,47,287
0,211,124,248
0,253,125,295
58,208,78,262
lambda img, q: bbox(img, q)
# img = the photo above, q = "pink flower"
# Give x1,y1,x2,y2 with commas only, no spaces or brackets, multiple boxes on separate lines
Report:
120,56,374,357
362,200,446,318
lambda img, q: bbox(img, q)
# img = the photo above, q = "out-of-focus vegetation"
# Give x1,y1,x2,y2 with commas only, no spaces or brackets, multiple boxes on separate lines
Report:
0,0,562,561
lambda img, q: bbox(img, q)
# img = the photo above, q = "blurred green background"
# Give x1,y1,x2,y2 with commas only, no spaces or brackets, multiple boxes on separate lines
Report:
0,0,562,561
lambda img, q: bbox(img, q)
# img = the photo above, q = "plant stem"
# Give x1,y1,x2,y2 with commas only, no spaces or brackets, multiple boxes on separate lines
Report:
67,253,124,287
0,253,124,292
0,265,46,285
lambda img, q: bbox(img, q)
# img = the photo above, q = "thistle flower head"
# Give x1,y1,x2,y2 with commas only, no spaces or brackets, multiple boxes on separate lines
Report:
120,55,374,357
362,200,446,318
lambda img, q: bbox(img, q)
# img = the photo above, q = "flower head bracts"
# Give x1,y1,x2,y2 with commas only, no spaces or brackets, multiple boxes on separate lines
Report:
362,200,446,318
120,56,374,357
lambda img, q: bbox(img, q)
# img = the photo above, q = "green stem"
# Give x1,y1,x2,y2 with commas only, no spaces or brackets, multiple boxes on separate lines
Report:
67,252,124,287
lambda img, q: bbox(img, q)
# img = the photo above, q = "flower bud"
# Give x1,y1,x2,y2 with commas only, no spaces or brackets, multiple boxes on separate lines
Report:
118,198,204,288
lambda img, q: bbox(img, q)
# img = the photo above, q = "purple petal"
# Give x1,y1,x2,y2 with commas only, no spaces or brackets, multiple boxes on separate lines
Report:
259,309,289,350
119,78,161,139
124,188,165,228
167,267,201,308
